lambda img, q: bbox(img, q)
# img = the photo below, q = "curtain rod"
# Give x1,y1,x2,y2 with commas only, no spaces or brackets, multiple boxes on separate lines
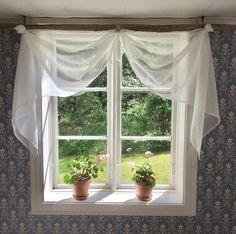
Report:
21,24,206,31
0,24,235,32
0,16,236,31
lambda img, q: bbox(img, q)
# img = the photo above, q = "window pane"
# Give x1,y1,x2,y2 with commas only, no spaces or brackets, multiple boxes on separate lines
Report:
122,92,171,136
121,140,171,185
58,92,107,136
58,140,108,184
88,68,107,87
122,53,144,87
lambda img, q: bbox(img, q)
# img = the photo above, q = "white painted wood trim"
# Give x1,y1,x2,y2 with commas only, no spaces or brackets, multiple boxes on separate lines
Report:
30,99,197,216
81,87,107,92
115,34,122,188
121,87,171,92
57,136,107,140
30,146,197,216
30,29,197,216
121,136,171,141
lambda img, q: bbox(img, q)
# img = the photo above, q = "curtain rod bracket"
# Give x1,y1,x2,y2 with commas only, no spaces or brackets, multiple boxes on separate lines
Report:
116,24,120,32
201,16,205,25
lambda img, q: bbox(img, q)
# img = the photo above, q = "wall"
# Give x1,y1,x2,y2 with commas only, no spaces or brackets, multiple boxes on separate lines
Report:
0,30,235,234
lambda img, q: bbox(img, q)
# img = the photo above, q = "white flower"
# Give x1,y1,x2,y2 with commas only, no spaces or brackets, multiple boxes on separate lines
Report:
145,151,154,157
127,162,135,168
126,147,133,153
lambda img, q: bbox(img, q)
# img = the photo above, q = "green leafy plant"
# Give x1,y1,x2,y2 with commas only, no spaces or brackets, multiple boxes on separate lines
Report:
63,155,103,184
131,161,156,188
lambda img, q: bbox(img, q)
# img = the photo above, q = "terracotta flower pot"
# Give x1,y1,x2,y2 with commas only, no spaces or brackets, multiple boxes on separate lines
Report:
136,182,153,201
73,177,92,200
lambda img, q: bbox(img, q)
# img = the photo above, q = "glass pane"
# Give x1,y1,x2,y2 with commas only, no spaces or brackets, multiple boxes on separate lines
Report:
122,53,144,87
88,68,107,87
58,92,107,136
58,140,108,184
121,140,171,185
122,92,171,136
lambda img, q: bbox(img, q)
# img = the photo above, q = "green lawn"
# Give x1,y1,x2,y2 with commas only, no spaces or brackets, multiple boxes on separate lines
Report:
121,152,171,184
58,152,171,185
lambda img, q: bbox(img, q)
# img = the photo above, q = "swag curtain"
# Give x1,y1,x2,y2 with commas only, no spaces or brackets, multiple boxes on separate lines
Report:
120,26,219,157
13,27,116,151
12,25,220,157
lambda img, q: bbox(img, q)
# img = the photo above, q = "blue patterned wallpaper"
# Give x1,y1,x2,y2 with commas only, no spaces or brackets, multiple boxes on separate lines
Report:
0,30,235,234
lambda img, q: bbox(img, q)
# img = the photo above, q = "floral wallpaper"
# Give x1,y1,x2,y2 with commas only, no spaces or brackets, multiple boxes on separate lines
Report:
0,30,236,234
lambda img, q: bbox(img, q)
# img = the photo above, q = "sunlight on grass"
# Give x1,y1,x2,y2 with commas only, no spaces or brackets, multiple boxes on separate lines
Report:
58,152,171,185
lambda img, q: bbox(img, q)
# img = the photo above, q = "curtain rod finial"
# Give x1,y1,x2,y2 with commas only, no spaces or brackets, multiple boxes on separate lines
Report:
15,25,26,34
205,24,214,32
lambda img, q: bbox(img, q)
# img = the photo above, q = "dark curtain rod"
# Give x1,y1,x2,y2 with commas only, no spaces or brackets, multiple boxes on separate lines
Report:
0,23,236,32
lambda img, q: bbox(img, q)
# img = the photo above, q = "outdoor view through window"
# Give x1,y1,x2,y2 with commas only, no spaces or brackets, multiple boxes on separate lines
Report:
56,52,172,188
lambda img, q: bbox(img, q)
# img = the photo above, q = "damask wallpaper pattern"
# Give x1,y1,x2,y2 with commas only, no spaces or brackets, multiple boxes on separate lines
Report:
0,30,235,234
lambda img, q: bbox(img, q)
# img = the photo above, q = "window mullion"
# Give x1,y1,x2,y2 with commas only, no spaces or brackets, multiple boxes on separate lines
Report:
57,136,107,140
115,35,122,189
52,97,59,188
121,136,171,141
108,34,122,191
107,52,113,189
108,35,117,190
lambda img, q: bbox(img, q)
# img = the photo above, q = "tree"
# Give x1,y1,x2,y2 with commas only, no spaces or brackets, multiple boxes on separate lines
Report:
58,53,171,157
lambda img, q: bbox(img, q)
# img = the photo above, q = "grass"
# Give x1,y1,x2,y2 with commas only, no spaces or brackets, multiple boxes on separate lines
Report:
121,152,171,184
58,151,171,185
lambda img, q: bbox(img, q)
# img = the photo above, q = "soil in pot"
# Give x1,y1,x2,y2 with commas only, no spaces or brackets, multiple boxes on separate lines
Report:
73,177,92,200
136,182,153,201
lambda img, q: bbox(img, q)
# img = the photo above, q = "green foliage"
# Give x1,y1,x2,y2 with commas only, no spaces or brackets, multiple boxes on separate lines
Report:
131,161,156,188
89,68,107,87
59,140,106,158
122,93,171,136
58,53,172,157
58,92,107,136
63,155,103,184
122,140,171,156
122,53,144,87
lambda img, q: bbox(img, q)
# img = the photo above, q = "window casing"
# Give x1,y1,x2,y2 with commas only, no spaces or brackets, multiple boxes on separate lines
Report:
30,36,197,216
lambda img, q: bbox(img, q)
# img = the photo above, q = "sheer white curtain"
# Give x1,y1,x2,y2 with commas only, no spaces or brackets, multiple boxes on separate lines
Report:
13,26,116,152
120,25,220,156
12,25,220,157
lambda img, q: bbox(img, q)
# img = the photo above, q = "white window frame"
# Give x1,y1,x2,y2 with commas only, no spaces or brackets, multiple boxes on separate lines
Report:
30,34,197,216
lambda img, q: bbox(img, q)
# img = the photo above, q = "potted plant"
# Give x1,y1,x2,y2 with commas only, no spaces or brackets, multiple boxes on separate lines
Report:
131,161,156,201
63,155,103,200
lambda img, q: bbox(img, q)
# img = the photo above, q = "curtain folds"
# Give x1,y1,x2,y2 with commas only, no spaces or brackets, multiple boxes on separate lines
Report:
120,27,220,156
12,25,220,158
13,28,116,151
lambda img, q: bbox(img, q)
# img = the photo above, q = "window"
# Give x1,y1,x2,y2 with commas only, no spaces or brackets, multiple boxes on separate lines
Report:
54,51,173,190
54,69,109,188
30,37,197,216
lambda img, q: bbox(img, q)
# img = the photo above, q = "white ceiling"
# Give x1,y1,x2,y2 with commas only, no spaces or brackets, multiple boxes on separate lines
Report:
0,0,235,18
